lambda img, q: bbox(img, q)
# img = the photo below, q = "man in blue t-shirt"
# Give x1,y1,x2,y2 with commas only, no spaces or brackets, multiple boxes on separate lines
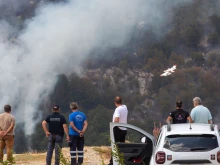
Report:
69,102,88,165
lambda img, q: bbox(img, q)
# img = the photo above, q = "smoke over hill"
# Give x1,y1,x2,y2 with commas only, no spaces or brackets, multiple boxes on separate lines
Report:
0,0,194,138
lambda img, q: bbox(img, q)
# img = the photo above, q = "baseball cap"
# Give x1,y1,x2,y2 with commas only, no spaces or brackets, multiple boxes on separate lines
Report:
176,101,182,107
52,105,60,110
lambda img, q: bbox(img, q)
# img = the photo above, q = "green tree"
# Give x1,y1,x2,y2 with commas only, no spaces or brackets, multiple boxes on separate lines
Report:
180,25,203,47
118,60,128,73
50,74,69,112
86,105,112,145
190,52,205,65
210,15,220,35
207,32,220,45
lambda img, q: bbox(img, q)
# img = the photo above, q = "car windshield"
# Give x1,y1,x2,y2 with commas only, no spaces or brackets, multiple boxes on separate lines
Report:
164,134,218,152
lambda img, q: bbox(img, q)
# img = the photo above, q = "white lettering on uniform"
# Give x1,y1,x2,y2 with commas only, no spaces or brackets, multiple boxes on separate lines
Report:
50,118,60,122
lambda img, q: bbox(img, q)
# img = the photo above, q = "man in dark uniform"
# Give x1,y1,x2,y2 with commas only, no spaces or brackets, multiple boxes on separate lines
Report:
42,105,69,165
166,101,193,124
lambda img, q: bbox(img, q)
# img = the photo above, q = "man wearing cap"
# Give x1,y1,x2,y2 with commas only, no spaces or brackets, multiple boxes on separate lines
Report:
0,105,15,163
167,101,193,124
69,102,88,165
191,97,212,124
42,105,69,165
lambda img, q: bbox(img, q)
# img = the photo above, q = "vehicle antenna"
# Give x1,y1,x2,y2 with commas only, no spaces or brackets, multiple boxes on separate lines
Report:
189,109,192,129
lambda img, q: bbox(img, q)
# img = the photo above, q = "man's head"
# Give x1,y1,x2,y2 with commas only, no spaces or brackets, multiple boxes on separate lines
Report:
4,105,11,113
114,96,122,107
176,101,182,108
70,102,78,110
193,97,202,107
52,105,60,112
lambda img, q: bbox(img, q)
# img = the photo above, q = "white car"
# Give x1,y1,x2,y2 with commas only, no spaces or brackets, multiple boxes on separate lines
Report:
110,122,220,165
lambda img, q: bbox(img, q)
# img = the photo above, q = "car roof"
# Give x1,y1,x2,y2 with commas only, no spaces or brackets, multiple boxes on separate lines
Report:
163,123,219,136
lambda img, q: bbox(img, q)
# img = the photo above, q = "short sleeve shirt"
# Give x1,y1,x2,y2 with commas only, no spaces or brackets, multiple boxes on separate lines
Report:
0,112,15,135
69,111,87,136
190,105,212,124
169,109,189,124
112,105,128,130
45,112,67,136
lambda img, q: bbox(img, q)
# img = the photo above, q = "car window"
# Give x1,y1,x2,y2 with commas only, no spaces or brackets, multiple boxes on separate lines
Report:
164,134,218,152
126,128,151,143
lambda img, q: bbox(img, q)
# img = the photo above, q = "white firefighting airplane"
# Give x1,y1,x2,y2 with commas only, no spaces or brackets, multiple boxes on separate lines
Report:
160,65,177,76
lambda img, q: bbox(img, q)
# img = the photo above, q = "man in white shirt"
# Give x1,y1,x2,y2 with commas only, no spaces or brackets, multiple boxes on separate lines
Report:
191,97,212,124
112,96,128,142
109,96,128,165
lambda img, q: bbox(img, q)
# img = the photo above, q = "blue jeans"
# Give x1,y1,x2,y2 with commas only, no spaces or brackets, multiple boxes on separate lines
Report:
69,135,84,165
46,134,63,165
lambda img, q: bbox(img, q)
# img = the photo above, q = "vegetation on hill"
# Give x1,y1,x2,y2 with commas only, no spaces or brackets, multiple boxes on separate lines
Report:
10,0,220,152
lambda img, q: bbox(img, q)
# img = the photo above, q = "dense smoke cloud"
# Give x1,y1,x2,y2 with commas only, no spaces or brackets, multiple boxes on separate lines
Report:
0,0,193,135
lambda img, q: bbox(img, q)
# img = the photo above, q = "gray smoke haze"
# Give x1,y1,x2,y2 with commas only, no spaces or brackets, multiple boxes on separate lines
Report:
0,0,193,135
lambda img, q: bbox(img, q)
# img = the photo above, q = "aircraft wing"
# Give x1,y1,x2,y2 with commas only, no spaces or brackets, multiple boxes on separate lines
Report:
160,72,171,76
161,65,177,76
163,69,171,72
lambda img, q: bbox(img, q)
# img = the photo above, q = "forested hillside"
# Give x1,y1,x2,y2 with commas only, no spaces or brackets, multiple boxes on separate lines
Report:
23,0,220,151
1,0,220,153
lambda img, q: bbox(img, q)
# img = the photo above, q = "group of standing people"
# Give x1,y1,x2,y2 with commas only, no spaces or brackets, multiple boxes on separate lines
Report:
0,97,124,165
43,96,128,165
166,97,212,124
42,102,88,165
0,96,213,165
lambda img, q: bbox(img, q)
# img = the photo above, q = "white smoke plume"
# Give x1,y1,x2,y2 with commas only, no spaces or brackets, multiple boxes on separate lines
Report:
0,0,193,135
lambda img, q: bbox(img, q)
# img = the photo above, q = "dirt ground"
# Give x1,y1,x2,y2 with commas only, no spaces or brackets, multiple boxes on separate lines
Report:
4,146,111,165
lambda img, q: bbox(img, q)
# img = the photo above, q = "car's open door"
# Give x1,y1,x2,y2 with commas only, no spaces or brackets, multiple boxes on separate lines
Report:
110,122,156,165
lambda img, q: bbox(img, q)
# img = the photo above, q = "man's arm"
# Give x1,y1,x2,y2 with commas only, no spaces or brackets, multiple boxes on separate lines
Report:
2,122,15,136
70,121,81,133
208,110,212,124
166,116,172,124
114,117,119,123
190,109,195,123
63,124,69,141
42,120,50,137
187,116,193,123
82,120,88,133
79,120,88,137
0,127,4,136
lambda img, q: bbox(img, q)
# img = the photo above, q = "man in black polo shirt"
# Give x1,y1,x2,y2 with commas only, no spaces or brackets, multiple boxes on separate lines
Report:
42,105,69,165
166,101,193,124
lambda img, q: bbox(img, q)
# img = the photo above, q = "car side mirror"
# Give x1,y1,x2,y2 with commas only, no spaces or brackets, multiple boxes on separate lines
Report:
140,136,147,143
